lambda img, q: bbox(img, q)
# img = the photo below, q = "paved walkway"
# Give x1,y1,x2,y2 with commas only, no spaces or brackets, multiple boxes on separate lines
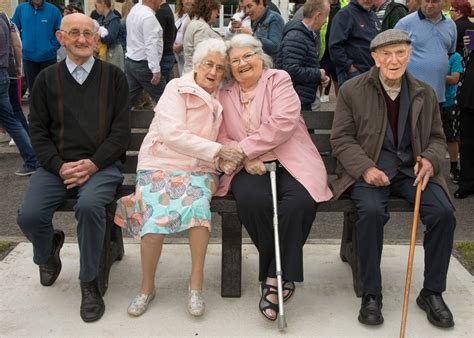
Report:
1,243,472,337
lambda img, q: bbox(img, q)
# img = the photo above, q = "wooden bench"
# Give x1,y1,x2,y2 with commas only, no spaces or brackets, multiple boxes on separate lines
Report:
58,109,412,298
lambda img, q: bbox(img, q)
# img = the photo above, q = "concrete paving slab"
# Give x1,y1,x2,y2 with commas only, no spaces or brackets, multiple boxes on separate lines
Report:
0,243,472,337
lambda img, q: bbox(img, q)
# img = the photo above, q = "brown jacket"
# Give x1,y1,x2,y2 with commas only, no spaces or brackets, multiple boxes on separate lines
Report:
330,66,449,200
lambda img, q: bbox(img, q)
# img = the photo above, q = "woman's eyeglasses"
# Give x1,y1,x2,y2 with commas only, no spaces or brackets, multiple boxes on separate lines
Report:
200,61,226,73
230,52,257,67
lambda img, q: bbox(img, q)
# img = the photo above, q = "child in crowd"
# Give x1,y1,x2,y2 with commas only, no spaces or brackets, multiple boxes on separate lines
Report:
442,51,463,183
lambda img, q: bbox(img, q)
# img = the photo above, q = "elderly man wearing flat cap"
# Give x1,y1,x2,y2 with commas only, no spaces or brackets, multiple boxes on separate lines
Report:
330,29,456,328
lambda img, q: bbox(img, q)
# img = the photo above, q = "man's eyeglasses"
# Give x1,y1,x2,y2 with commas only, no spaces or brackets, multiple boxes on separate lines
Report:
60,29,95,40
230,51,257,67
200,61,226,73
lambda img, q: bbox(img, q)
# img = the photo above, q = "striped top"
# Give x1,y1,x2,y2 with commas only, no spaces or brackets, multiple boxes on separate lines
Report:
395,10,456,103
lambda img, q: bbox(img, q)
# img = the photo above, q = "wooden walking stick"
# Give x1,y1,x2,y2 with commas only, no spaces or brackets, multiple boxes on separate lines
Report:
400,156,423,338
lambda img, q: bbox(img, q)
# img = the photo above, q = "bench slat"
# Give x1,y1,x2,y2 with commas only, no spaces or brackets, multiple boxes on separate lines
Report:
302,110,334,129
132,110,332,130
129,132,146,152
310,134,331,154
130,110,155,128
58,194,412,214
122,154,337,175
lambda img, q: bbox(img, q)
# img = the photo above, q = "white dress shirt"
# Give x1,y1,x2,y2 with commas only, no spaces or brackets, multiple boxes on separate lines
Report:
65,56,95,84
126,3,163,73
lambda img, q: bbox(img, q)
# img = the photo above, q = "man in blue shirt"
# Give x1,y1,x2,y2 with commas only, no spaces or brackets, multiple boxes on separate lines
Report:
395,0,456,104
12,0,61,96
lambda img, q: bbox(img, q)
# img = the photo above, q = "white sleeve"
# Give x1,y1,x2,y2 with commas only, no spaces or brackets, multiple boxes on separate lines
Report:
143,16,163,73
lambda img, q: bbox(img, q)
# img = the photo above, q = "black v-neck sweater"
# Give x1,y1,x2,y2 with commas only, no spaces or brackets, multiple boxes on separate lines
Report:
29,59,130,175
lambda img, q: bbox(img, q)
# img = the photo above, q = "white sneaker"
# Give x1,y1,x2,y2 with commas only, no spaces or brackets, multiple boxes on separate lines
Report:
0,132,10,143
22,90,29,102
320,95,330,103
9,138,15,146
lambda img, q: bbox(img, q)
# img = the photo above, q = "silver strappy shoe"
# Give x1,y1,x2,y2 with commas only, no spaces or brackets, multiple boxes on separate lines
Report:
187,283,205,316
127,289,156,317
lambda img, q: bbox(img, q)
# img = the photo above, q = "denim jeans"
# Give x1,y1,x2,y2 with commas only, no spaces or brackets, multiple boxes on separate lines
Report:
160,53,176,84
337,69,362,86
23,59,57,95
0,69,37,169
9,78,28,132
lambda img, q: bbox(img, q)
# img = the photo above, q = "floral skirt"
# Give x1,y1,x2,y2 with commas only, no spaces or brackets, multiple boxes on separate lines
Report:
114,170,218,239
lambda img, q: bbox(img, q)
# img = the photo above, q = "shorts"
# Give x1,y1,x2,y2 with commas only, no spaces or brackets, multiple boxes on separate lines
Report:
441,105,460,142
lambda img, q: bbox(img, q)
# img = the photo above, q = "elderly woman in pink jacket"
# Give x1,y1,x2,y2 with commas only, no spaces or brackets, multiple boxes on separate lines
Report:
216,34,333,322
115,38,243,318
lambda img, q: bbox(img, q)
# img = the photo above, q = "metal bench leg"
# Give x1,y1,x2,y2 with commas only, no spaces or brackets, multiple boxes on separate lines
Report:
98,202,125,296
221,212,242,298
340,211,363,297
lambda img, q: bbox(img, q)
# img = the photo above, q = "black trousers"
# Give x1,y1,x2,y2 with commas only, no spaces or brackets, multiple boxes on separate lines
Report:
459,106,474,191
350,174,456,295
231,165,317,282
23,59,57,94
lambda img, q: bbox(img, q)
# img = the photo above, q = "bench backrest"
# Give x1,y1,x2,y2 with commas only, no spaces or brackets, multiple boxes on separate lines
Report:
124,110,336,174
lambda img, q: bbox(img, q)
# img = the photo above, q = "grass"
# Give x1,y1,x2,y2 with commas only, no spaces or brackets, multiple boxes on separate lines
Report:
454,241,474,271
0,240,11,255
0,240,11,256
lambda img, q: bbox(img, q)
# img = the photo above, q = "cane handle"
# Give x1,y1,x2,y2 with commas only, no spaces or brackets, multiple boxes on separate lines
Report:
264,162,277,172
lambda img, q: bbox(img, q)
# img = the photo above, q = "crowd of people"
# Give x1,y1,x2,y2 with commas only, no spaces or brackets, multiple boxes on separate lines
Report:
0,0,473,330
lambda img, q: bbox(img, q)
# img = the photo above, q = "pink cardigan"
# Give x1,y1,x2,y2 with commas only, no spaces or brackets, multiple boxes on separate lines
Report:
215,69,333,202
137,73,223,173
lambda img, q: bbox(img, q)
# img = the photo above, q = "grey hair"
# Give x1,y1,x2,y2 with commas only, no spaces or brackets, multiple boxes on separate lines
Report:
226,34,273,69
192,38,228,66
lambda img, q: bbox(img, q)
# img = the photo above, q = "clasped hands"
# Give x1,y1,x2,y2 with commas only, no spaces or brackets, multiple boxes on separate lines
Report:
362,157,434,191
59,159,98,189
218,145,268,176
217,145,244,175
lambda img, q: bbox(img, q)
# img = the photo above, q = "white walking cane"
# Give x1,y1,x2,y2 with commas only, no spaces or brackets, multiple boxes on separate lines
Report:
264,162,287,330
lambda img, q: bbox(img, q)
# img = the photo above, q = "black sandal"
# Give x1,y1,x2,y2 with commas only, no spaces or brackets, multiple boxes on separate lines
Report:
259,282,279,321
283,280,295,302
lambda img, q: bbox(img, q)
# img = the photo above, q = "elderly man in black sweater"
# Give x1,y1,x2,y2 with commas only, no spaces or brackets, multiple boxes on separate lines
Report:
17,13,130,323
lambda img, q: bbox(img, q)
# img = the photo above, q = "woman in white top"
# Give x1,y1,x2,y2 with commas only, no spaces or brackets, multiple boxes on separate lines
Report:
173,0,193,76
182,0,222,74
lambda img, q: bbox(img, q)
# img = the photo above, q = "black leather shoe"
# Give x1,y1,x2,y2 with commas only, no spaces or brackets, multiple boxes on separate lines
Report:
358,293,384,325
454,188,473,199
416,292,454,328
80,279,105,322
39,230,65,286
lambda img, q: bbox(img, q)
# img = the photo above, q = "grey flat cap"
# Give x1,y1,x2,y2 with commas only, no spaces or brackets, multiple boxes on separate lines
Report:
370,29,411,51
